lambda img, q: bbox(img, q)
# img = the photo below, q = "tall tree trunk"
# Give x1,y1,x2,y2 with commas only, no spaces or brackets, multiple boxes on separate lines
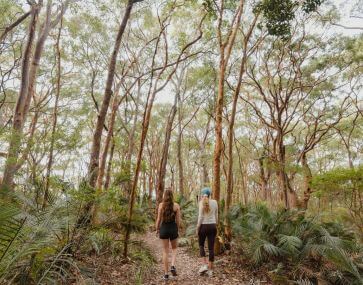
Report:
125,81,142,197
156,94,178,209
1,4,40,192
276,135,291,209
148,172,153,208
212,0,243,202
235,139,248,205
2,0,69,191
224,13,258,216
88,0,134,189
96,82,123,190
212,0,244,254
177,92,184,196
77,0,135,228
15,109,39,173
123,12,203,257
123,90,158,257
43,18,63,209
104,138,115,191
258,156,268,201
213,58,226,202
224,37,251,241
301,152,312,210
201,116,212,187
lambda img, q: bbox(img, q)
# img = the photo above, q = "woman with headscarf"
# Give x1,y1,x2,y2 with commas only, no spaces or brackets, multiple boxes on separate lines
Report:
196,187,218,277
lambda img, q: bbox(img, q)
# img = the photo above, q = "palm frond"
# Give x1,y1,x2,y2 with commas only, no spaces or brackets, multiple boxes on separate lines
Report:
278,234,303,255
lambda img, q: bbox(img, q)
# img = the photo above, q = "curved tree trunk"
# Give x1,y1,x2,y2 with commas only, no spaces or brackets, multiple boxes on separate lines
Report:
1,4,40,192
96,82,124,191
88,0,134,189
77,0,135,228
2,0,69,192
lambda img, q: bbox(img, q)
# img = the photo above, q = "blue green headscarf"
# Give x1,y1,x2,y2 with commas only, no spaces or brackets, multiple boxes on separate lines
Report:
201,187,211,197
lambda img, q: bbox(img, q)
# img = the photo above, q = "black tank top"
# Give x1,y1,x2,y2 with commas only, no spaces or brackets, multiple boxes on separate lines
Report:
162,209,176,224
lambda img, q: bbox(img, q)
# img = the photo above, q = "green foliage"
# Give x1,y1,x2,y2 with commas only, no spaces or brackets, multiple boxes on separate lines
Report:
0,0,23,27
230,204,362,284
82,227,122,256
255,0,297,38
0,194,79,284
0,179,152,284
302,0,323,13
0,202,24,264
312,165,363,196
255,0,323,38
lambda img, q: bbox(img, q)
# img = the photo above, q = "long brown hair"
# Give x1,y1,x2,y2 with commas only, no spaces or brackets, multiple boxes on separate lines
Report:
162,189,175,222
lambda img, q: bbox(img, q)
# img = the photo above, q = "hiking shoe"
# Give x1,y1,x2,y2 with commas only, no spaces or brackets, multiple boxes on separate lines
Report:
171,265,177,276
198,264,208,274
162,274,169,280
207,270,213,277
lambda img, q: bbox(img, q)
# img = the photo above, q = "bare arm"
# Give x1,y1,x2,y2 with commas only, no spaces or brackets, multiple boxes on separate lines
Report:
155,203,163,232
175,203,182,230
196,201,203,233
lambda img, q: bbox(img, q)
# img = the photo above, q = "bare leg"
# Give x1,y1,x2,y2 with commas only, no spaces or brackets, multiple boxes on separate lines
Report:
170,238,178,267
161,239,169,274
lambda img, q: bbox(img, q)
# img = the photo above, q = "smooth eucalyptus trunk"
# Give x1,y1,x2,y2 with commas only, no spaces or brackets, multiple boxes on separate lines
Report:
96,83,123,190
177,93,184,196
77,0,134,229
104,138,115,191
125,81,142,197
88,0,134,188
301,152,312,210
156,94,178,208
43,18,63,209
1,4,40,192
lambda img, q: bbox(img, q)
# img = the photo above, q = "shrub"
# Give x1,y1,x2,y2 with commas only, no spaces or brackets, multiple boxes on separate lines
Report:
230,204,363,284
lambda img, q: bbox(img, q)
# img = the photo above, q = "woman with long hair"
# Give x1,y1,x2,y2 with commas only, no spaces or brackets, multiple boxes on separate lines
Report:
196,187,218,277
155,188,182,280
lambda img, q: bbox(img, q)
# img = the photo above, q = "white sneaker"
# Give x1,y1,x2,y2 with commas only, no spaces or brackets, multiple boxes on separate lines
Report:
207,270,213,277
198,264,208,274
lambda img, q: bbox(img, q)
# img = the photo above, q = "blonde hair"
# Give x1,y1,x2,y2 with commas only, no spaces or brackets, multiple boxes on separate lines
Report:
202,196,210,213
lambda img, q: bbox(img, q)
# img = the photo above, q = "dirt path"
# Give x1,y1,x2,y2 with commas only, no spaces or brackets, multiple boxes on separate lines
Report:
141,231,255,285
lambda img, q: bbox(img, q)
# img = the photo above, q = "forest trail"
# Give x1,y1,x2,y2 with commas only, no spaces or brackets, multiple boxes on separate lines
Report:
141,231,258,285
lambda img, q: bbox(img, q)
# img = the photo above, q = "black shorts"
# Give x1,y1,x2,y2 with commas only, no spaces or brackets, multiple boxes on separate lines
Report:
159,222,178,240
